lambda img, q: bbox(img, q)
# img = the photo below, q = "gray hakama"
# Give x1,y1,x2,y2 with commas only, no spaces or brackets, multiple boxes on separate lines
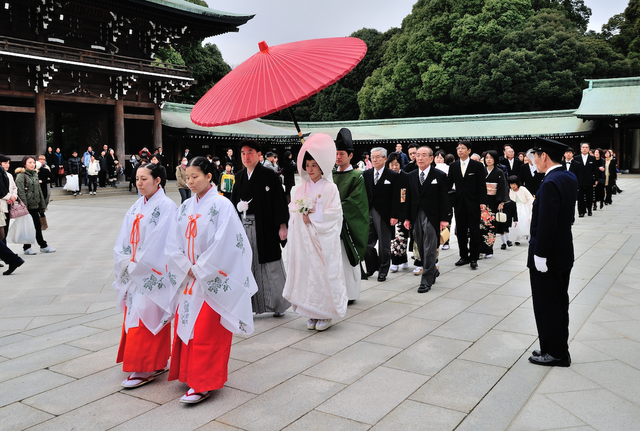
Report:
243,215,290,314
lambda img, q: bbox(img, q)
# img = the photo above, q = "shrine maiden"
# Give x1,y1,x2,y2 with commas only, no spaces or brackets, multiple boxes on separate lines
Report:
166,156,257,404
113,162,177,388
283,133,348,331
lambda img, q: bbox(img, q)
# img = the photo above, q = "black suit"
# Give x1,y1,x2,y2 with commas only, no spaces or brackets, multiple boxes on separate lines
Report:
447,158,487,261
574,154,597,215
363,167,400,277
519,164,544,196
500,157,523,178
528,166,578,361
405,168,449,287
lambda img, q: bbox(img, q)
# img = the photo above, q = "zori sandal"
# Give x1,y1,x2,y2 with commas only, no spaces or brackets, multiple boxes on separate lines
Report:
180,388,211,404
121,368,168,388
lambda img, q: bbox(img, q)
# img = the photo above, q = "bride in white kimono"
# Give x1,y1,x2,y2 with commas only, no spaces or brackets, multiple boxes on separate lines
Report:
283,133,347,331
165,156,257,404
113,162,177,388
508,175,534,244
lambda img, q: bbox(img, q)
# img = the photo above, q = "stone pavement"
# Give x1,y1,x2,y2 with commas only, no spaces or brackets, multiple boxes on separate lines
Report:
1,176,639,431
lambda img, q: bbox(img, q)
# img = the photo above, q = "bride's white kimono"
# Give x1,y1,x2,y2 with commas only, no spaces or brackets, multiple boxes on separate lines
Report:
283,133,348,319
113,188,178,335
509,185,534,237
166,187,257,344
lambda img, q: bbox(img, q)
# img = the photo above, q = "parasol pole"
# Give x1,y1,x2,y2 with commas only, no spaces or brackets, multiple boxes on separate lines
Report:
287,107,305,144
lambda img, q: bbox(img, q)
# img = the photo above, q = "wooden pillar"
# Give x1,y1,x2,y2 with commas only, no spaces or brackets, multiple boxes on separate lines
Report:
153,104,162,150
114,99,125,166
35,91,46,156
613,126,621,165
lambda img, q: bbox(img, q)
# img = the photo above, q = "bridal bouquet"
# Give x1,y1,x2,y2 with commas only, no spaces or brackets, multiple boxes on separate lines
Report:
291,195,314,215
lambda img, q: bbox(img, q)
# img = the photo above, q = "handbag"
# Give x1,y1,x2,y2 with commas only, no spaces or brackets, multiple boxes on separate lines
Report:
9,197,29,219
7,214,37,244
496,210,507,223
440,227,450,245
58,166,65,176
63,175,79,192
40,215,48,231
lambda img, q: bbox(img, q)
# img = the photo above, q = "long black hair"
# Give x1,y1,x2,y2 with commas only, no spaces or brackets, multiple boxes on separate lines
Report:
186,156,214,180
138,162,166,185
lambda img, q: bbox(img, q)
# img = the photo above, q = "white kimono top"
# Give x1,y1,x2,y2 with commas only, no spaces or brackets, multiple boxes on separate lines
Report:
284,177,348,319
166,186,257,344
113,187,178,335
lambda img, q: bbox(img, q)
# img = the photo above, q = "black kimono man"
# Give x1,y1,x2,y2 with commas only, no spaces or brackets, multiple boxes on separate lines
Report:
232,140,291,316
528,137,578,367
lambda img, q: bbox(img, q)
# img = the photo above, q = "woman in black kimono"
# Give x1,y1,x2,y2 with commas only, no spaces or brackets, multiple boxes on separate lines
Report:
593,148,606,211
479,150,509,259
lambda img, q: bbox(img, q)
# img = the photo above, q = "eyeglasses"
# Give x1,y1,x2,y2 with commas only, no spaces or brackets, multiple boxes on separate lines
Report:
415,154,431,158
371,155,385,160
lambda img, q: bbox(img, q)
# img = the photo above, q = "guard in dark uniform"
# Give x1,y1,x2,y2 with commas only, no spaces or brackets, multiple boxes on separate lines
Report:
527,138,578,367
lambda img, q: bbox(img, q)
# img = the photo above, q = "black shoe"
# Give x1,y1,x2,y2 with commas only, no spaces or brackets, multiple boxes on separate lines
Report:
3,258,24,276
455,258,470,266
417,284,431,293
532,349,542,357
347,299,356,305
528,353,570,367
600,202,604,209
507,241,513,247
377,274,386,282
365,271,376,278
593,206,597,211
500,243,507,250
470,261,478,270
579,214,585,218
587,211,592,216
434,269,440,278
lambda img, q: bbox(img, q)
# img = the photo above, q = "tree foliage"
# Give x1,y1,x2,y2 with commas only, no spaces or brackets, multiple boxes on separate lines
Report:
599,0,640,57
357,0,640,119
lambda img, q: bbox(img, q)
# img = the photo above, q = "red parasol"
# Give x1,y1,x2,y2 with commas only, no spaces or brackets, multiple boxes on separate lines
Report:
190,37,367,142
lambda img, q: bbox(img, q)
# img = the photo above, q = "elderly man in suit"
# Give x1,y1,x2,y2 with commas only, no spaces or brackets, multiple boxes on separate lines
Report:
527,138,578,367
404,146,450,293
447,140,487,270
574,142,597,217
363,147,400,282
500,145,522,177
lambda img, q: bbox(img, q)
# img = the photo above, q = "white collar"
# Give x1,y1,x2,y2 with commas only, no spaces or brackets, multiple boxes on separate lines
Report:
419,166,430,177
545,164,562,176
374,166,385,176
338,165,353,172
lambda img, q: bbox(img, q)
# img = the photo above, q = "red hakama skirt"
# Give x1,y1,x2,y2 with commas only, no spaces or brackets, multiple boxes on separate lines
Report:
116,315,171,372
168,302,232,393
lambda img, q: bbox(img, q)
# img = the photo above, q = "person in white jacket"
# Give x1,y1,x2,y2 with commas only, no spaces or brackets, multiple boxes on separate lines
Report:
87,155,101,195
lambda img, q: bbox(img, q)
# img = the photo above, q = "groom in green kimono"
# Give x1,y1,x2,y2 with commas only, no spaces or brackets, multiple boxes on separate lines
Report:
333,128,369,304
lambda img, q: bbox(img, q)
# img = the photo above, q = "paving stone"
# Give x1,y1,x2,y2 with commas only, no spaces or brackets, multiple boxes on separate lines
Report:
430,312,502,342
410,359,506,413
290,321,378,356
83,313,125,330
347,289,399,310
49,345,120,378
0,344,89,382
370,399,466,431
23,308,119,337
317,366,428,425
363,316,440,348
304,341,401,384
194,422,245,431
282,410,371,431
66,327,121,351
408,297,474,322
466,293,527,317
22,365,128,415
510,394,587,431
442,281,500,302
385,335,470,376
571,360,640,404
0,402,53,431
458,330,536,367
218,375,344,431
0,317,33,331
546,389,640,431
229,327,313,363
0,324,103,359
536,367,602,395
388,285,450,306
347,301,420,327
227,347,327,394
26,392,158,431
0,334,29,348
24,314,83,331
0,369,75,407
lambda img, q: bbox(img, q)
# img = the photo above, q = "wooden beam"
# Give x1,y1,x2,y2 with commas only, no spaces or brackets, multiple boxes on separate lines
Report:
123,101,158,109
0,105,35,113
114,99,125,170
123,113,154,120
35,91,46,156
44,94,116,105
153,104,162,150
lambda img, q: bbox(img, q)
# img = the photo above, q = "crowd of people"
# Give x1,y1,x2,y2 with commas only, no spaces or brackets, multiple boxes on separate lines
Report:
0,130,624,404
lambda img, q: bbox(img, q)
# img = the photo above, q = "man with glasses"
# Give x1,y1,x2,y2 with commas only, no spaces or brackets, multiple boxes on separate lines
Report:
362,148,400,282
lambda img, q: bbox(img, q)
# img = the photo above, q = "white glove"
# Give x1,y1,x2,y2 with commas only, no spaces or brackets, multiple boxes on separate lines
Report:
534,255,548,273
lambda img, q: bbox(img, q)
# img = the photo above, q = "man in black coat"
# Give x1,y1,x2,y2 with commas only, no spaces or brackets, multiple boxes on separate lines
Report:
363,147,400,282
232,140,290,316
447,140,487,269
404,146,449,293
574,142,597,217
500,145,523,177
67,150,83,195
527,138,578,367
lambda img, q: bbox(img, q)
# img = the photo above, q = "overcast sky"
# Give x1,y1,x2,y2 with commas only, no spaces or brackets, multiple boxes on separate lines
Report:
205,0,630,67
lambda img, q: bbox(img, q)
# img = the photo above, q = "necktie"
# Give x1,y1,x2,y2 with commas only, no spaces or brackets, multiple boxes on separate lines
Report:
461,161,467,176
374,171,380,185
420,171,425,185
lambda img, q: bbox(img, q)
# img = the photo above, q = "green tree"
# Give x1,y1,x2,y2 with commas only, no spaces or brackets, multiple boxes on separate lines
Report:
600,0,640,57
171,42,231,104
